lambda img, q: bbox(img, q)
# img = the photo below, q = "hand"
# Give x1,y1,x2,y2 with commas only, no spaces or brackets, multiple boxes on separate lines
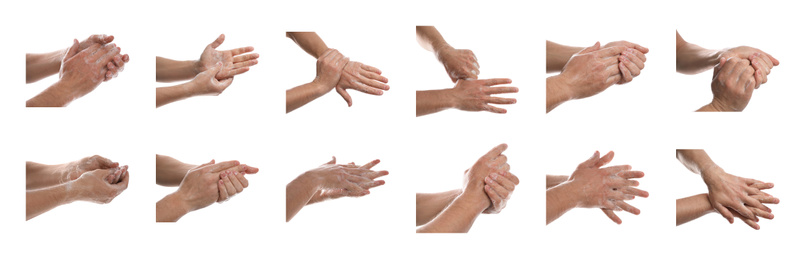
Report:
57,39,121,102
72,167,129,204
567,151,648,214
720,46,779,88
61,155,119,182
307,158,388,204
176,160,240,212
603,41,649,84
198,34,259,80
312,49,350,92
450,78,518,113
556,42,625,100
462,144,509,209
217,164,259,202
724,182,778,230
701,166,776,224
334,61,390,107
706,57,756,111
77,34,130,81
482,171,519,214
187,62,234,96
435,45,479,82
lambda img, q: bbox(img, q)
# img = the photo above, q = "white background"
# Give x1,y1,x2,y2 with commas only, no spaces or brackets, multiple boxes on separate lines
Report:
2,0,802,259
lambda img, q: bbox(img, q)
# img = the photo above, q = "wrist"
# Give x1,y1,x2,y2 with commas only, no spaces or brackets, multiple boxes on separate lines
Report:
310,78,334,96
193,60,204,75
300,170,326,191
169,191,194,213
433,42,453,58
455,192,489,213
62,181,82,203
561,179,586,208
548,75,574,101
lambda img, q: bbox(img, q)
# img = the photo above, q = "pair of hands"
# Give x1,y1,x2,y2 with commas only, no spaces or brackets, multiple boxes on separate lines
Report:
314,49,390,107
303,157,388,204
436,45,518,114
701,167,778,229
188,34,259,96
567,151,648,224
462,144,520,213
175,160,259,212
706,47,779,111
61,155,129,204
57,34,130,102
557,41,649,100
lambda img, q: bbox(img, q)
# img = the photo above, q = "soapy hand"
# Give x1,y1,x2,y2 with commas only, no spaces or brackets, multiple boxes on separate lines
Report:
72,167,129,204
707,57,757,111
313,49,350,91
435,45,479,82
61,155,119,183
567,151,648,215
556,42,625,100
720,46,778,88
216,164,259,202
57,39,121,104
701,166,776,225
176,160,240,212
482,170,519,214
307,157,388,204
334,61,390,106
187,62,234,96
603,41,649,84
463,144,510,209
451,78,518,114
78,34,130,81
198,34,259,80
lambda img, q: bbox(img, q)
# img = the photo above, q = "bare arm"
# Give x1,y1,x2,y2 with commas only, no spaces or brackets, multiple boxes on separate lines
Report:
416,194,486,233
415,89,455,116
287,32,329,58
156,56,200,83
156,192,192,222
675,149,718,175
155,155,197,186
545,181,581,225
285,172,321,222
545,75,572,113
26,50,66,83
416,26,449,53
546,41,583,73
26,161,69,190
546,175,568,189
415,189,461,226
286,81,331,113
26,183,76,220
676,193,713,225
676,31,720,75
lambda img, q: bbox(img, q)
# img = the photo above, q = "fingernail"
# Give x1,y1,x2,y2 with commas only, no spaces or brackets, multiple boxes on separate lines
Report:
485,177,492,183
491,173,499,180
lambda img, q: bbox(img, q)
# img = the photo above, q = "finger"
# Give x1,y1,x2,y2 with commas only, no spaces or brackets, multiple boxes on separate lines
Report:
114,170,129,192
614,200,641,215
323,156,336,165
228,46,255,56
596,46,628,58
618,62,633,83
602,209,622,224
93,44,120,64
621,187,649,198
360,63,382,74
483,96,517,105
221,172,237,196
763,52,779,66
343,181,368,195
222,67,250,79
483,105,508,114
361,170,389,180
621,54,643,75
482,144,508,161
603,164,631,174
484,87,519,95
617,171,645,179
233,53,260,63
577,41,601,55
357,75,390,91
484,184,503,211
359,69,389,84
629,43,649,54
359,179,385,190
210,34,225,49
594,151,615,168
335,86,353,107
227,172,244,193
728,202,757,222
232,59,259,70
218,179,229,202
714,204,735,224
490,172,516,191
501,171,519,185
582,151,601,168
64,39,80,60
751,207,774,220
482,78,512,86
749,194,779,204
203,160,241,174
738,216,760,230
348,80,384,95
360,159,380,170
344,173,373,184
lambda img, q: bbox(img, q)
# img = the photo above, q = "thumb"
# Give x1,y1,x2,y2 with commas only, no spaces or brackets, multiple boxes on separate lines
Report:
210,34,225,49
64,39,79,61
582,151,601,167
578,41,601,55
323,156,337,165
713,57,727,80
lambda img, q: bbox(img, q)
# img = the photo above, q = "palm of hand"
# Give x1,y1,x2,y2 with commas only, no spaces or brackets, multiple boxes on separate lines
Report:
200,48,234,80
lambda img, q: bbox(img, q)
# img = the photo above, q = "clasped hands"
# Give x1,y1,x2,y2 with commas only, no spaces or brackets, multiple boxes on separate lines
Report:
460,144,520,214
701,166,778,229
313,49,390,107
303,157,388,204
556,41,649,100
47,34,130,106
59,155,130,204
704,47,779,111
174,160,259,212
566,151,648,224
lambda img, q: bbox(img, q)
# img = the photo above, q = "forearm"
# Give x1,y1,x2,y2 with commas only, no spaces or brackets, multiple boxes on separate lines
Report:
156,81,197,108
545,182,581,225
415,189,461,226
675,149,719,176
416,89,455,116
545,75,572,113
155,155,195,186
416,194,486,233
676,33,720,75
546,175,569,189
26,162,68,190
26,50,65,83
26,183,76,220
286,32,329,58
286,172,321,222
676,193,714,225
415,26,449,53
546,41,582,73
286,81,330,113
27,80,73,107
156,192,191,222
156,57,199,82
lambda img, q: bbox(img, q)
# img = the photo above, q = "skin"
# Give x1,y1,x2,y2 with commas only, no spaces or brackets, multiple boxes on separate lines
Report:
416,170,519,226
286,32,389,106
417,144,513,233
155,158,258,222
286,157,388,222
676,149,776,224
27,166,129,220
416,26,479,82
155,34,258,83
26,34,128,84
546,151,648,225
677,193,777,230
697,57,756,112
545,40,648,112
416,78,518,116
286,49,350,113
26,155,119,190
546,175,628,224
156,62,234,108
27,40,124,107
